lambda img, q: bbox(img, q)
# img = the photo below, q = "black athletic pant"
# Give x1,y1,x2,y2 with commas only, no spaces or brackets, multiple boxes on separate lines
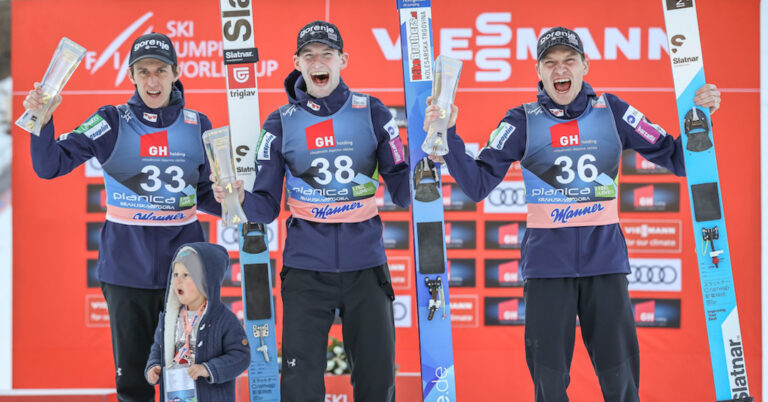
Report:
280,264,396,402
524,274,640,402
101,283,165,402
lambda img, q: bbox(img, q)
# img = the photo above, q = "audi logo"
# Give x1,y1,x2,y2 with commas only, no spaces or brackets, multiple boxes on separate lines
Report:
220,224,276,247
628,265,678,284
393,299,408,321
487,187,526,206
220,225,239,246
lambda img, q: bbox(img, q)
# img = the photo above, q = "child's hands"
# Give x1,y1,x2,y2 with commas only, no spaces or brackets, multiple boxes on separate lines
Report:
146,365,161,385
188,364,210,380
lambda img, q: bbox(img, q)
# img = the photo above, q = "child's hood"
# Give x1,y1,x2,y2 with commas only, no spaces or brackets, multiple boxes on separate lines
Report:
166,241,229,309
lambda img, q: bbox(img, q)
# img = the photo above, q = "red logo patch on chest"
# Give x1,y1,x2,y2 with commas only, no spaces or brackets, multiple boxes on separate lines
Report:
140,131,169,157
550,120,581,148
305,120,336,150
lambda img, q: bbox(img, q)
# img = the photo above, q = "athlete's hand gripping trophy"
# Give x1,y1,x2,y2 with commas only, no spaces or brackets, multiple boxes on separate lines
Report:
203,127,247,227
16,38,86,135
422,55,462,156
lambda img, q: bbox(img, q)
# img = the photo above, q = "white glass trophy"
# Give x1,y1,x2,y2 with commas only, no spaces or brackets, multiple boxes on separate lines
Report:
423,55,463,156
203,127,248,227
15,37,87,135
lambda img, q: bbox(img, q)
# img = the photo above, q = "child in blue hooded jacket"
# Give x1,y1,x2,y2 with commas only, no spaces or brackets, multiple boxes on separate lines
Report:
145,242,249,401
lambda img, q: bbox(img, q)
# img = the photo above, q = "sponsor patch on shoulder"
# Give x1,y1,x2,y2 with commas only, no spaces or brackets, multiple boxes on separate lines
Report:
488,122,516,150
256,130,276,161
622,105,644,129
183,110,198,125
389,136,405,165
73,114,111,140
352,94,368,109
383,117,399,139
634,120,666,144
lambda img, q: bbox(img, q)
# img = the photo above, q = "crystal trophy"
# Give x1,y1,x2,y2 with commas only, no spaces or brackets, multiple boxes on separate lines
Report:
423,55,463,156
15,37,87,135
203,127,248,227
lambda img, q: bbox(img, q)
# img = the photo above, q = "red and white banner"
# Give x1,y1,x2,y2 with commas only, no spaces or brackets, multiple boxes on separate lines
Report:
11,0,760,400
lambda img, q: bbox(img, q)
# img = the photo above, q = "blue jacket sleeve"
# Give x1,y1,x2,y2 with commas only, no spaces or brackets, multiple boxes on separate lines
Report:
201,313,250,384
193,113,223,217
241,110,285,223
145,312,164,378
370,97,410,208
606,93,686,176
442,108,527,202
29,106,120,179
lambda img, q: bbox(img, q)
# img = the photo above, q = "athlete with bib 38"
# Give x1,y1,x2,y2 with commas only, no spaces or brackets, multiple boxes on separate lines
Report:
214,20,410,402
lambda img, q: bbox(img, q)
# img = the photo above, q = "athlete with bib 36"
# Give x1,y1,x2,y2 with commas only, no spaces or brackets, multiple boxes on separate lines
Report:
425,27,721,401
215,20,410,401
22,33,220,402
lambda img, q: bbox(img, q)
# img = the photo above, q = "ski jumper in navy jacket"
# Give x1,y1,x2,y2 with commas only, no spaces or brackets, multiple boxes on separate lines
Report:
442,81,686,279
29,81,220,289
241,69,411,271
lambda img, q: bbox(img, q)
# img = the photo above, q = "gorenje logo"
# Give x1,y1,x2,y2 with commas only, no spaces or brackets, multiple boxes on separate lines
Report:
140,131,169,157
299,23,337,38
133,38,170,52
538,29,579,46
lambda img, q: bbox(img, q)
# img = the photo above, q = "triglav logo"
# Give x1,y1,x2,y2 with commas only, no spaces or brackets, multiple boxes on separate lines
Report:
227,64,255,90
232,67,250,83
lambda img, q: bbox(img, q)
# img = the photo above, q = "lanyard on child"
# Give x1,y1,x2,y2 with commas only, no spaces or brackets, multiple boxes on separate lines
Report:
174,301,206,364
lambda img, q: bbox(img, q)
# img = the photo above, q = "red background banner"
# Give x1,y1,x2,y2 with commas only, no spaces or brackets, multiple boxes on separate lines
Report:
11,0,761,400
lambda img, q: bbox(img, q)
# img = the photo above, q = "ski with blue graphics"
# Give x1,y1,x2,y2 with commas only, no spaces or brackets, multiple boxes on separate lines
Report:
661,1,752,401
396,1,458,400
219,0,279,400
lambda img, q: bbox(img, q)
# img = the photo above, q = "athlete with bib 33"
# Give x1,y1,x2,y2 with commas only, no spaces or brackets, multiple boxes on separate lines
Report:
22,33,221,402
